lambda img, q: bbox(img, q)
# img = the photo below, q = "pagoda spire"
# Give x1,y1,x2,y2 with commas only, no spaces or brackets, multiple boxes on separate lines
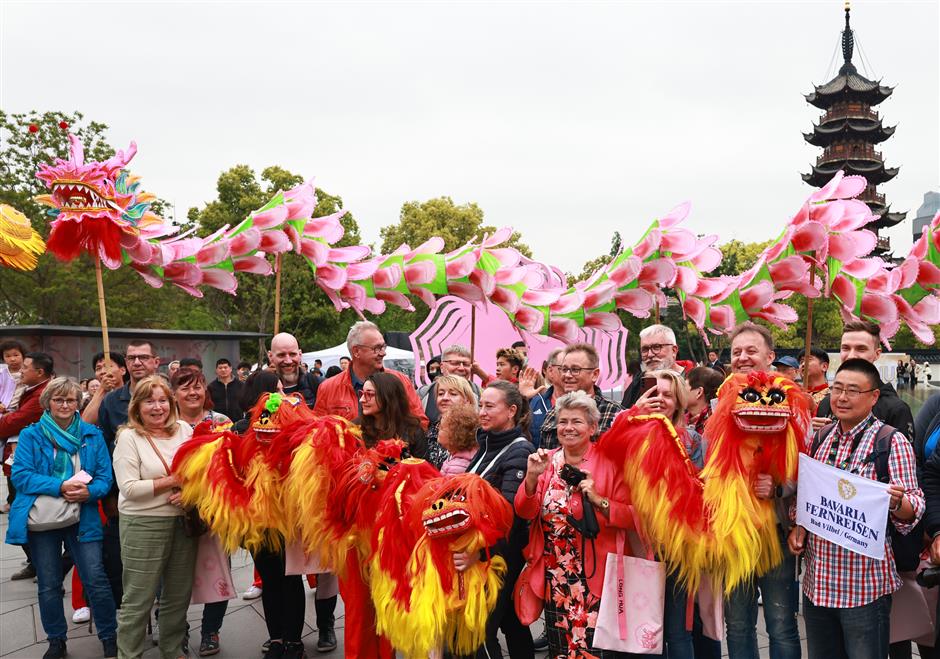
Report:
803,2,905,256
841,1,855,68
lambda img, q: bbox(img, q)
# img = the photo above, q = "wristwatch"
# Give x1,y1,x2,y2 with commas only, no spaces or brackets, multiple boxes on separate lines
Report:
598,498,610,510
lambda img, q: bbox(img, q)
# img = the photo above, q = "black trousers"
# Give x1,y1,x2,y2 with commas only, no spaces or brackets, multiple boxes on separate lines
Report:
252,546,305,643
476,529,534,659
102,515,123,607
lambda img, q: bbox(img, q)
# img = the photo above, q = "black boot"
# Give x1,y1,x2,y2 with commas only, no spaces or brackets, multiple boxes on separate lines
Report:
314,595,337,652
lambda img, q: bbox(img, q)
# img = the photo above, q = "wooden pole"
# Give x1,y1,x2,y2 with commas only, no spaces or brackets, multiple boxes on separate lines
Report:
273,253,283,335
654,300,661,325
802,261,817,390
470,305,477,362
94,257,112,365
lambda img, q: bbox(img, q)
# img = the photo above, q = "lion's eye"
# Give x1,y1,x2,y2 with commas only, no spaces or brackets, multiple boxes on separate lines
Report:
768,389,786,404
740,388,761,403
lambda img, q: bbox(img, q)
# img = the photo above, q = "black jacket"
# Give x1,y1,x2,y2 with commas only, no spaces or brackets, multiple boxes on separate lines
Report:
816,382,914,443
466,426,534,505
207,378,245,423
921,447,940,537
915,393,940,464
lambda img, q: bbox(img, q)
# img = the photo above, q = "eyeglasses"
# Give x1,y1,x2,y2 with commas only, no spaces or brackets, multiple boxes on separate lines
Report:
640,343,675,355
359,390,376,400
830,385,878,399
560,366,593,376
358,344,387,355
442,359,471,368
126,354,155,362
50,398,79,407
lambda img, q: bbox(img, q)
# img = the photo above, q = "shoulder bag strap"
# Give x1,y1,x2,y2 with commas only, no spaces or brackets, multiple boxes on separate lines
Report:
470,437,527,479
142,433,172,477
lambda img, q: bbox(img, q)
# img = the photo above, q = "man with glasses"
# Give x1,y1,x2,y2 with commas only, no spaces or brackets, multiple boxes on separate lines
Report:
417,345,481,425
789,359,922,659
621,324,684,407
526,348,565,449
539,343,621,450
1,352,53,581
813,320,913,441
314,320,427,427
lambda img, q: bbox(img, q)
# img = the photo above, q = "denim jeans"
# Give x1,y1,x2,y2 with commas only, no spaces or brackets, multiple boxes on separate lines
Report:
28,524,117,642
663,572,723,659
725,529,800,659
803,594,891,659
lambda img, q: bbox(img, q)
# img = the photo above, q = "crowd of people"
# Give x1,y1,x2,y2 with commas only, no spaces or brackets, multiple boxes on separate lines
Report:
0,314,939,659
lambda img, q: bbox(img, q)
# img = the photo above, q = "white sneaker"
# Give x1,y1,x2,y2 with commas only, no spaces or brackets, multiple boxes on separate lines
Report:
72,607,91,623
242,585,263,600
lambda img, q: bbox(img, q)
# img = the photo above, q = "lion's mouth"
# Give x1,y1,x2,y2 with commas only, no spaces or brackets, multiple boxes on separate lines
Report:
422,508,471,536
732,407,789,433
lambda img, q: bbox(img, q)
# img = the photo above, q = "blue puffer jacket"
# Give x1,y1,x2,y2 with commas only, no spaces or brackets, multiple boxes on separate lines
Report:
5,418,113,546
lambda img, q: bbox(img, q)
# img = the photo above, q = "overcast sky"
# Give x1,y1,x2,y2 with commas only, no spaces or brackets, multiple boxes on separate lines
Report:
2,1,937,274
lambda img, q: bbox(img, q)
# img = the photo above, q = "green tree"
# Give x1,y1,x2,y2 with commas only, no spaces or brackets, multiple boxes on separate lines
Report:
0,110,202,328
188,165,363,358
379,196,531,256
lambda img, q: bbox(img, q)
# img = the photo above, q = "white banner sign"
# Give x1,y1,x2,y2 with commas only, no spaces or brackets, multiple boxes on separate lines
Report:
796,453,891,560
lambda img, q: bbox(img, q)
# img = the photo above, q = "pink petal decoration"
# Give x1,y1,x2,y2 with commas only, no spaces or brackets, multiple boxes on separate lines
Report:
739,281,774,312
230,228,261,256
584,312,621,331
233,256,272,275
841,258,887,280
251,206,289,230
328,246,371,263
682,297,707,327
490,287,521,313
445,252,477,279
658,201,691,229
614,289,654,316
860,294,899,325
639,259,676,286
548,318,580,343
303,215,346,244
513,305,546,334
768,256,808,285
196,242,231,267
607,257,643,287
469,269,496,296
660,229,697,255
914,296,940,325
447,281,485,303
299,238,329,266
314,264,349,291
791,221,827,253
376,290,414,311
259,230,291,253
831,275,857,311
550,291,585,315
632,229,663,260
521,288,563,306
131,265,165,289
672,266,700,294
404,261,438,287
709,306,736,332
200,269,238,294
829,231,877,262
482,228,513,248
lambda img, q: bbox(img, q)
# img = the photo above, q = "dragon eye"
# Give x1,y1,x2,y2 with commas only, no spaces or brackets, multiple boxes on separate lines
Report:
740,388,761,403
767,389,786,404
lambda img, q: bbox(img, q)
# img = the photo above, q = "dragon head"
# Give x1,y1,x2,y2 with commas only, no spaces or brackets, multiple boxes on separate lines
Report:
34,134,163,266
248,392,312,443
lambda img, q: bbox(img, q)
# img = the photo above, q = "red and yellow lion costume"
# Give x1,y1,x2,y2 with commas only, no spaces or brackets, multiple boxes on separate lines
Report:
597,371,811,592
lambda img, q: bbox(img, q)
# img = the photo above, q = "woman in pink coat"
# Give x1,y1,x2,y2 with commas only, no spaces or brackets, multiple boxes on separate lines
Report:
514,391,633,658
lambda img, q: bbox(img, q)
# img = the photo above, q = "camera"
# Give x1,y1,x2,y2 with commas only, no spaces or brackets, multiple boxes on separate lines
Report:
559,463,588,488
917,566,940,589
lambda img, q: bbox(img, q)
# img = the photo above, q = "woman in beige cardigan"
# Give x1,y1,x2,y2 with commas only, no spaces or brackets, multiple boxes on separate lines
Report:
112,375,194,659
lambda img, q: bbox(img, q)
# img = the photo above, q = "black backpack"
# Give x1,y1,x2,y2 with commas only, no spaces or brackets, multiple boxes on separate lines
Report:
810,422,923,572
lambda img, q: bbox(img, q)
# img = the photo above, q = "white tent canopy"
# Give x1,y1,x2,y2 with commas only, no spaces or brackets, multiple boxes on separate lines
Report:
302,343,414,372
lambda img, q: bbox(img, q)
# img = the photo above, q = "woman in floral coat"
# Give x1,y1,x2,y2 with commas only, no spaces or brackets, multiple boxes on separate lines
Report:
515,391,632,658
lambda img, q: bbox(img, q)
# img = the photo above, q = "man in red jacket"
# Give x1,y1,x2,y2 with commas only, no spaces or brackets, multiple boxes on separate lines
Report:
314,321,428,428
1,351,53,580
313,320,427,659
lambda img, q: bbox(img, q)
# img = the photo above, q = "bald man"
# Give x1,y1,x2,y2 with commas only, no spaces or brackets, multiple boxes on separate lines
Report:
254,333,338,652
268,332,318,407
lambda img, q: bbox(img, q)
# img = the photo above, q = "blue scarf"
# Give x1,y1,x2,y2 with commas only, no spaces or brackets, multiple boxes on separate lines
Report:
39,411,82,480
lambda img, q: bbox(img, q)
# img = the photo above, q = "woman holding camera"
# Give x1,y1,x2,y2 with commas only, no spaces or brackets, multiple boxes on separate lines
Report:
515,391,631,658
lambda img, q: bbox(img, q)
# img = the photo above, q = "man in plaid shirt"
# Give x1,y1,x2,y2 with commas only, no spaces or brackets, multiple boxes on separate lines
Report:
538,343,621,450
789,358,924,659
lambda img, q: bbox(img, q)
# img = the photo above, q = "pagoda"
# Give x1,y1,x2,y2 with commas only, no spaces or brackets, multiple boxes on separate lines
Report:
803,2,905,254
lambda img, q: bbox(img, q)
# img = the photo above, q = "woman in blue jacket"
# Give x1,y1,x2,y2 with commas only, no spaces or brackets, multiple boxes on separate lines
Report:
5,376,117,659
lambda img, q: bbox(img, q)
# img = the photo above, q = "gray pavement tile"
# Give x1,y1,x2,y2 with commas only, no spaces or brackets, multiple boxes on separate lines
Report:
0,603,37,656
